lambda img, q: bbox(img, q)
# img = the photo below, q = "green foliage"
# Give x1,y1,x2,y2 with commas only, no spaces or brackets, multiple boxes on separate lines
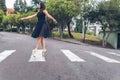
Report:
46,0,79,24
1,11,38,33
52,31,100,41
32,0,41,4
86,30,94,35
86,0,120,47
31,0,47,12
74,19,82,33
46,0,79,38
14,0,27,13
0,10,4,24
0,0,6,13
20,11,37,25
88,0,120,31
2,15,9,26
52,31,69,38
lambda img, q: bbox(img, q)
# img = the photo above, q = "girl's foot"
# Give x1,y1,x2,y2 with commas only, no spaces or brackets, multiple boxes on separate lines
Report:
33,49,38,57
42,49,47,56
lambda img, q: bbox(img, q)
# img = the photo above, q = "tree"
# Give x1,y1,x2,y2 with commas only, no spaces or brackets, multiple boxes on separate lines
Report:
46,0,79,38
0,10,4,25
1,15,9,31
74,18,83,33
32,0,40,5
87,0,120,47
31,0,47,12
32,0,47,5
69,0,90,41
0,0,6,13
14,0,27,13
19,11,37,33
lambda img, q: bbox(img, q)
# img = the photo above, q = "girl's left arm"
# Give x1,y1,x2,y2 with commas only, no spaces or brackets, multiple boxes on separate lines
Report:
43,10,57,24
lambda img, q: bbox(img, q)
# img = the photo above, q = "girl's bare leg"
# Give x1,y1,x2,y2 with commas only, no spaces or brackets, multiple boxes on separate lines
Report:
33,37,41,56
35,37,42,50
41,37,46,55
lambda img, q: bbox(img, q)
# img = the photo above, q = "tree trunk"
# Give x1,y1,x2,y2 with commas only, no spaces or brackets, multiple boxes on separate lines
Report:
29,24,34,33
105,32,111,46
67,20,74,39
102,29,106,47
102,30,111,47
21,21,25,34
10,24,12,32
2,25,5,31
17,26,19,33
82,18,85,42
59,24,63,39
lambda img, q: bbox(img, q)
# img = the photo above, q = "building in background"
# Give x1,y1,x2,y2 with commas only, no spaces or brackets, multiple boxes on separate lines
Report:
88,21,102,36
6,8,15,14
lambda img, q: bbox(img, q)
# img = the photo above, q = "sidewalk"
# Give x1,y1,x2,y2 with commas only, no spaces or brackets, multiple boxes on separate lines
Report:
50,37,91,46
50,37,114,49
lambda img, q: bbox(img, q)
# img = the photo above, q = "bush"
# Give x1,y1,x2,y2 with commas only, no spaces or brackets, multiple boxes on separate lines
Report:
51,31,69,38
12,28,17,32
52,31,100,41
51,31,59,37
0,28,3,31
5,26,18,32
5,28,11,32
63,33,69,38
86,31,94,35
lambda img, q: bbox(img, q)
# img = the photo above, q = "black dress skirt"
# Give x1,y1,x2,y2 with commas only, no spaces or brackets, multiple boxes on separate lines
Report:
32,10,50,38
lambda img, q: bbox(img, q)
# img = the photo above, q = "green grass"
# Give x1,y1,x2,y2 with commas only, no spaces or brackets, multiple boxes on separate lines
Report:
52,31,100,41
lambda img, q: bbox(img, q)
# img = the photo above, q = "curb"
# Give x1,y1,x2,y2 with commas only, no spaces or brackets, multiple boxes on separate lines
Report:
50,37,115,49
50,37,90,46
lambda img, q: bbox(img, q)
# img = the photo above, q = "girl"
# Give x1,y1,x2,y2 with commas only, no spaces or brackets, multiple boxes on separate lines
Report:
20,2,57,57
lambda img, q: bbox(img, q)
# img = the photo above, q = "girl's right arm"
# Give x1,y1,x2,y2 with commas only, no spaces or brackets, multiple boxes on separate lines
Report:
20,13,37,20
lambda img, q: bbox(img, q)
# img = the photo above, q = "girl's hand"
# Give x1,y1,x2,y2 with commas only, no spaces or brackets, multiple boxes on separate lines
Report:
53,19,57,24
19,18,24,21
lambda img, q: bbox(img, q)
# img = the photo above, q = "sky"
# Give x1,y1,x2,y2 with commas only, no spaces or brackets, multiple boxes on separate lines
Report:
5,0,103,8
6,0,32,8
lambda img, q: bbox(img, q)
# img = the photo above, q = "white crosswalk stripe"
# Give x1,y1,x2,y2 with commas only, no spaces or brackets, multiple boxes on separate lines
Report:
29,50,46,62
1,49,120,64
61,49,85,62
0,50,16,62
107,52,120,57
85,51,120,63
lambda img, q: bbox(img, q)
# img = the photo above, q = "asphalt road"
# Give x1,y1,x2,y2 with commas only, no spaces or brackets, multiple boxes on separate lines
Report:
0,32,120,80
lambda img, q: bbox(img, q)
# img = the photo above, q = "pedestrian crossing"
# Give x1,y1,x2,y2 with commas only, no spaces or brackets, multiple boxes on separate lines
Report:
107,52,120,57
61,49,85,62
29,50,45,62
0,50,16,62
85,51,120,63
0,49,120,64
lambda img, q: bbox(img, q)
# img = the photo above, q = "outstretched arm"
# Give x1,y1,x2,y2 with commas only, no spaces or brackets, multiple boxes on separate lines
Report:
20,13,37,20
43,10,57,24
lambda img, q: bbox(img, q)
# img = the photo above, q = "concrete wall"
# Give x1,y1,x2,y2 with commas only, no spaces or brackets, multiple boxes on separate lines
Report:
99,31,119,49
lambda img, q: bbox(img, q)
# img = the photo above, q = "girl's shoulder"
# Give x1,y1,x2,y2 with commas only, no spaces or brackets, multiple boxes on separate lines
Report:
43,9,48,14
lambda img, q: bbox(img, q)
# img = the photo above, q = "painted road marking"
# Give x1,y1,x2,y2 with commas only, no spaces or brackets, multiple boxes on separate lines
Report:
86,51,120,63
107,52,120,57
0,50,16,62
29,50,45,62
61,49,85,62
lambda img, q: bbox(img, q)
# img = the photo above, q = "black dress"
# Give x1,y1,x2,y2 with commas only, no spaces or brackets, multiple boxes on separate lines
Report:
32,10,50,38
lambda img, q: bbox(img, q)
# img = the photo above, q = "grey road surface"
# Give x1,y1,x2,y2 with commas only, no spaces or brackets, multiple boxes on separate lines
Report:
0,32,120,80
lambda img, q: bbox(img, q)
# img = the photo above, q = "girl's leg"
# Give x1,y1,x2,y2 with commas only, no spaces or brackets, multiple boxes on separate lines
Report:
41,37,46,54
35,37,42,50
33,37,41,56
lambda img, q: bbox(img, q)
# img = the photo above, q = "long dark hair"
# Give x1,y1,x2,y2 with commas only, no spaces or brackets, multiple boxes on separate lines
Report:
39,2,46,10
